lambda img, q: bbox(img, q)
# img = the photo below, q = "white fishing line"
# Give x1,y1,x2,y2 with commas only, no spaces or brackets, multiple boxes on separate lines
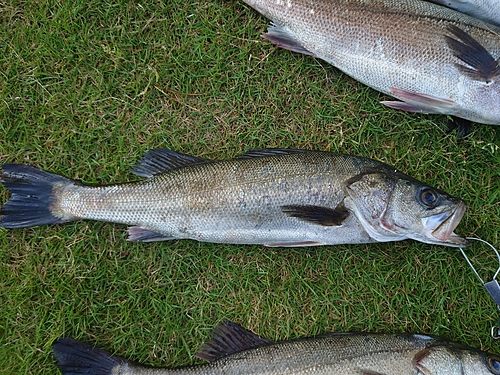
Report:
460,237,500,285
459,237,500,339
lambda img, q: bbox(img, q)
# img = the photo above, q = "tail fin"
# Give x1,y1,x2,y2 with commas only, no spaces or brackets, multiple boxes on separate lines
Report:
53,338,129,375
0,164,73,228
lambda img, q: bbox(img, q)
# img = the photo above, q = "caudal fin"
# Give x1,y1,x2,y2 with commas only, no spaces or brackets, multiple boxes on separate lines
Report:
53,338,129,375
0,164,74,228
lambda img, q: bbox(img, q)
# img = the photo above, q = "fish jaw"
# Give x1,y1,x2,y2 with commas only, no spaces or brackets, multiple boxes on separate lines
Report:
420,201,467,247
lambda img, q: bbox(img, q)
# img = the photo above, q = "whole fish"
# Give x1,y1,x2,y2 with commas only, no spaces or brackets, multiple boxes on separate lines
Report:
427,0,500,27
0,149,467,247
53,319,500,375
241,0,500,131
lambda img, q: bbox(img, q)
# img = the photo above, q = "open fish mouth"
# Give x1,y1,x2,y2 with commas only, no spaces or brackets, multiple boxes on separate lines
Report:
424,201,468,246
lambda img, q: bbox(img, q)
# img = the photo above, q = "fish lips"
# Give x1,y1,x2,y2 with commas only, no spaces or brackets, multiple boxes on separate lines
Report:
421,201,468,247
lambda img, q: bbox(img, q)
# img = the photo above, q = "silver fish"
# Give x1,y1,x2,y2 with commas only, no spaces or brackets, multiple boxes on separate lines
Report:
53,320,500,375
241,0,500,127
0,149,467,247
427,0,500,27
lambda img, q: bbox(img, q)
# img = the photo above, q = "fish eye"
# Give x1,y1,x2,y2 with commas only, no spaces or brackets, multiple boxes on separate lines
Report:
418,187,440,209
487,356,500,374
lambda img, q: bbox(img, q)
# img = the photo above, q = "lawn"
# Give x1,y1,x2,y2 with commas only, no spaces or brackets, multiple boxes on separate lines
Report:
1,0,500,374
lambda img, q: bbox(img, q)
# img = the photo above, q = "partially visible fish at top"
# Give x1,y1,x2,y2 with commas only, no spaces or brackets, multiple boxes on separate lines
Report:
426,0,500,27
241,0,500,136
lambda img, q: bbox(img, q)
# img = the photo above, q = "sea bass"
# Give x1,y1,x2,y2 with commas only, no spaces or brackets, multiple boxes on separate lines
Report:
53,320,500,375
241,0,500,129
427,0,500,27
0,149,467,247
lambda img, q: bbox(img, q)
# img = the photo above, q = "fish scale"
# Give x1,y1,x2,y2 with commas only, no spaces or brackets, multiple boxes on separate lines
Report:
54,152,369,244
0,149,467,247
242,0,500,126
52,320,500,375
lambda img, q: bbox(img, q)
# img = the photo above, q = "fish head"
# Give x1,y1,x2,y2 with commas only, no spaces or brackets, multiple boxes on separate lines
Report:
344,171,467,247
413,341,500,375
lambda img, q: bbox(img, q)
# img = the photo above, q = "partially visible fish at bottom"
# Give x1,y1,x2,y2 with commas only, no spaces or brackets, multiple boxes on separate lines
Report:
53,319,500,375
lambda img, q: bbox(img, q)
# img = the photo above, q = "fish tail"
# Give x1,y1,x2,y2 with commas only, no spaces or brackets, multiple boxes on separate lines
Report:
1,163,75,228
53,338,130,375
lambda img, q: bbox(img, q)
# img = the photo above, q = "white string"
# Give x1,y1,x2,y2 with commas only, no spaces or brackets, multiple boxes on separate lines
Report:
459,237,500,284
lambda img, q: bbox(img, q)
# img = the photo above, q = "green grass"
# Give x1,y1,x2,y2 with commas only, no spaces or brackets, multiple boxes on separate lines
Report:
1,0,500,374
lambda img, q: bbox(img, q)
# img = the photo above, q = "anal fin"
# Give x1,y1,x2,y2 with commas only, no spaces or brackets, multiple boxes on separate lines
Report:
265,241,324,247
127,226,175,242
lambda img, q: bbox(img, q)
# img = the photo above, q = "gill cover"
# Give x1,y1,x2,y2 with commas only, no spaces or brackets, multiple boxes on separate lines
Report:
344,171,465,246
413,343,500,375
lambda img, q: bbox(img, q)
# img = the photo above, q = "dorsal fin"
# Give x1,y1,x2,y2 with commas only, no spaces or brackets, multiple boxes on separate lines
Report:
132,149,211,178
238,149,306,159
195,320,274,362
445,25,500,83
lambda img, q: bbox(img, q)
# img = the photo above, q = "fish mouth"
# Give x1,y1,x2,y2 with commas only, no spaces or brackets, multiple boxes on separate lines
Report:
423,201,468,247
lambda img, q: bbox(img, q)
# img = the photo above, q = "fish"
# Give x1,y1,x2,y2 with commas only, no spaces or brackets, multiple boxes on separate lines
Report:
53,319,500,375
240,0,500,133
0,148,467,247
427,0,500,27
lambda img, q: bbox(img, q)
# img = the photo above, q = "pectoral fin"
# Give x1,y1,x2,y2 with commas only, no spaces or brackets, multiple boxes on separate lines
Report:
445,25,500,83
281,204,349,226
262,23,315,56
381,87,457,114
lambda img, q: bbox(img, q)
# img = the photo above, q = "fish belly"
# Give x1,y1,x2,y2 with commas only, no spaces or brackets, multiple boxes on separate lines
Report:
55,155,377,245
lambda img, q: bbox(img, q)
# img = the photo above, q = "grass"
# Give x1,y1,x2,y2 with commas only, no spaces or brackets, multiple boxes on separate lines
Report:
1,0,500,374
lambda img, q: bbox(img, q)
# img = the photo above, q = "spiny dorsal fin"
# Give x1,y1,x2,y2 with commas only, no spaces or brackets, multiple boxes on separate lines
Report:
445,25,500,83
195,320,274,362
238,149,305,159
281,204,350,226
132,149,211,178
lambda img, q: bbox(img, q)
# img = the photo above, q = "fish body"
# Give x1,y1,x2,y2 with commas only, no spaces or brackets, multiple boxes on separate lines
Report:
241,0,500,126
427,0,500,26
53,320,500,375
0,149,467,247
